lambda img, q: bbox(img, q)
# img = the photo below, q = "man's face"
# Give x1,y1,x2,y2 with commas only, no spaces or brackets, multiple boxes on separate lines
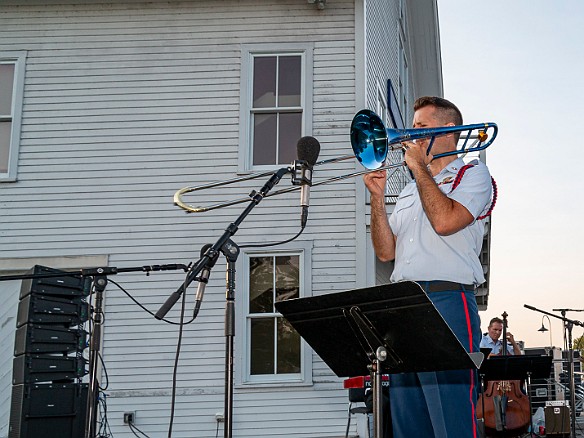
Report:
412,105,456,155
488,322,503,341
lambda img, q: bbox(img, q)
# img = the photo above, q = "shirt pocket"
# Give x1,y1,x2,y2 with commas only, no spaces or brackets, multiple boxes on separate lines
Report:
394,193,415,214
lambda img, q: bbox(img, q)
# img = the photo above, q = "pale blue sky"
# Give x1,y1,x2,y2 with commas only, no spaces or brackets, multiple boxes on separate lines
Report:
438,1,584,349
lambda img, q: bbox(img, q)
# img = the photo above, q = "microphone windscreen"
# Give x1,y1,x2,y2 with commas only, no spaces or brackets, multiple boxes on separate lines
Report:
296,136,321,166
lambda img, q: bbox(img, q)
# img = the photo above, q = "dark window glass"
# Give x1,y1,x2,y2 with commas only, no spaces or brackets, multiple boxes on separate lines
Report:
278,56,301,107
252,113,277,165
277,317,301,374
250,318,274,375
275,255,299,302
248,255,301,377
0,64,15,115
249,256,274,313
253,57,276,108
251,54,302,167
0,121,10,173
278,112,302,165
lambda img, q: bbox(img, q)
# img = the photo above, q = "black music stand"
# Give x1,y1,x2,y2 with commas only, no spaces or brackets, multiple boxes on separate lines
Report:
275,281,484,438
477,354,553,436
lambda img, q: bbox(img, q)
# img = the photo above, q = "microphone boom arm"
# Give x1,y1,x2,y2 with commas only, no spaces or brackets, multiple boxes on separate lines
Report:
155,166,291,319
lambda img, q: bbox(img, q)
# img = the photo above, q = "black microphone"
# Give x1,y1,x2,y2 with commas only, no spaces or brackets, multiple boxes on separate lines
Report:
191,244,218,319
195,245,213,303
294,136,320,227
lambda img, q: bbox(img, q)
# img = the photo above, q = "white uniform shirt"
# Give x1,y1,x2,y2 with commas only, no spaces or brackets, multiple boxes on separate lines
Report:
480,335,515,355
388,158,492,285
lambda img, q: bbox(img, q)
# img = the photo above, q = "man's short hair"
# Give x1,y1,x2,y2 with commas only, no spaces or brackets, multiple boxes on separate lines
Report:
488,317,503,327
413,96,463,126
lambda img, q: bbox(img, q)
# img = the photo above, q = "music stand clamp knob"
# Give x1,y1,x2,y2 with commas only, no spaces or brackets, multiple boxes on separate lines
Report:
376,346,387,362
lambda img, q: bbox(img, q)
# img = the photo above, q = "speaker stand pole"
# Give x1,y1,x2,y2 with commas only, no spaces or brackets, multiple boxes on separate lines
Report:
84,275,107,438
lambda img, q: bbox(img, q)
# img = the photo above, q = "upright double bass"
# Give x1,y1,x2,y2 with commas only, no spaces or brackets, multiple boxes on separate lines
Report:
476,312,530,436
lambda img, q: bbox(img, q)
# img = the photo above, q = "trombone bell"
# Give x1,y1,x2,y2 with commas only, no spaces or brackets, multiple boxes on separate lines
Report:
350,110,388,170
350,109,498,170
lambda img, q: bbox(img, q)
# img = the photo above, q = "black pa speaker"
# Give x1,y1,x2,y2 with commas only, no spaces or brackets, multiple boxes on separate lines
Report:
9,382,88,438
14,324,87,356
19,265,90,299
17,294,89,328
12,354,87,384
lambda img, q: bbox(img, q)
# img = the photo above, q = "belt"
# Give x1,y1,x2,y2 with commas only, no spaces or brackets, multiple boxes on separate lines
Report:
416,281,475,293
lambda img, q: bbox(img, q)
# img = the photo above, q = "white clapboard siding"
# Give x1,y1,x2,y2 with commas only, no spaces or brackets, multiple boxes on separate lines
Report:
0,1,359,437
0,0,436,436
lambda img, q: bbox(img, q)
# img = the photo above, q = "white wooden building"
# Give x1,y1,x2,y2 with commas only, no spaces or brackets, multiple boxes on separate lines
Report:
0,0,446,436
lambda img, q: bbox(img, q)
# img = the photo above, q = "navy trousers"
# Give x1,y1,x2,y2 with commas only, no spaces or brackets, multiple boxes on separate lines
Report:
389,286,481,438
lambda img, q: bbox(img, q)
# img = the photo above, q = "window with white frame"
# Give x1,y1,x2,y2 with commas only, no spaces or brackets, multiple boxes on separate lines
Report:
239,246,312,385
0,52,26,181
239,44,313,172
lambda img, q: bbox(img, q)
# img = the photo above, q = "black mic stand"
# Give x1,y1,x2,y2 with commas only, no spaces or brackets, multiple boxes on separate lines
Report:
524,304,584,438
155,166,291,438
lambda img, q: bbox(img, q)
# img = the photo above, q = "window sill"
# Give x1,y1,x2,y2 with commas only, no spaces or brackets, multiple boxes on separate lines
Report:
236,379,313,389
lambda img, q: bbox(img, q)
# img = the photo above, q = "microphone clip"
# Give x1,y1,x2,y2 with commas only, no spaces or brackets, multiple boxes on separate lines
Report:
292,160,313,186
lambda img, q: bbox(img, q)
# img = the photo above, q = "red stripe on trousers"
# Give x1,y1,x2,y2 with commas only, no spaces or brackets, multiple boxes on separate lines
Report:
461,292,477,438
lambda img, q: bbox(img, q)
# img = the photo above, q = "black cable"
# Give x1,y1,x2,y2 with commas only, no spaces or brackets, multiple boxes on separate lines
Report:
107,279,199,325
240,225,305,248
129,425,142,438
97,391,113,438
167,271,191,437
97,351,109,391
129,422,150,438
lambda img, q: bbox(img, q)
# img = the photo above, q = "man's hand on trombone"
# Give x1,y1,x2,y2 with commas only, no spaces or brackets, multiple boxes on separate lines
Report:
363,169,387,199
402,140,433,174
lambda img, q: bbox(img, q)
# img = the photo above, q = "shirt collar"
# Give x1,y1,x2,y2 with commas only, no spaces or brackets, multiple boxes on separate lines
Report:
433,157,465,181
442,157,466,175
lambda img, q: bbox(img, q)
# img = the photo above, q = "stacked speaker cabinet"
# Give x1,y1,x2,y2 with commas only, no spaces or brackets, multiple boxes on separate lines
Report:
9,265,91,438
523,347,557,412
544,400,571,436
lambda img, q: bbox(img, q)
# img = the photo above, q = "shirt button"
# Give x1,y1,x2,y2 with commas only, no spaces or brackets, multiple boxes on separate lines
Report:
409,238,414,242
413,217,417,221
406,260,410,264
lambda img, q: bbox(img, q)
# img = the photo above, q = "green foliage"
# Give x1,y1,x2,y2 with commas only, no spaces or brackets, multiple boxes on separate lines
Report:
574,335,584,356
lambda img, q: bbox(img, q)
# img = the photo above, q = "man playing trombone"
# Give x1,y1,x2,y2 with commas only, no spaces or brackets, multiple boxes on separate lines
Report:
363,96,494,438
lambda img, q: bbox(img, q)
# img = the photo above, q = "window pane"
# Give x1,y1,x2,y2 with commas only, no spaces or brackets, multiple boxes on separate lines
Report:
0,121,11,173
253,113,277,165
250,318,274,375
277,112,301,165
277,317,301,374
275,255,299,302
253,56,276,108
278,56,301,107
0,64,15,116
249,256,273,313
